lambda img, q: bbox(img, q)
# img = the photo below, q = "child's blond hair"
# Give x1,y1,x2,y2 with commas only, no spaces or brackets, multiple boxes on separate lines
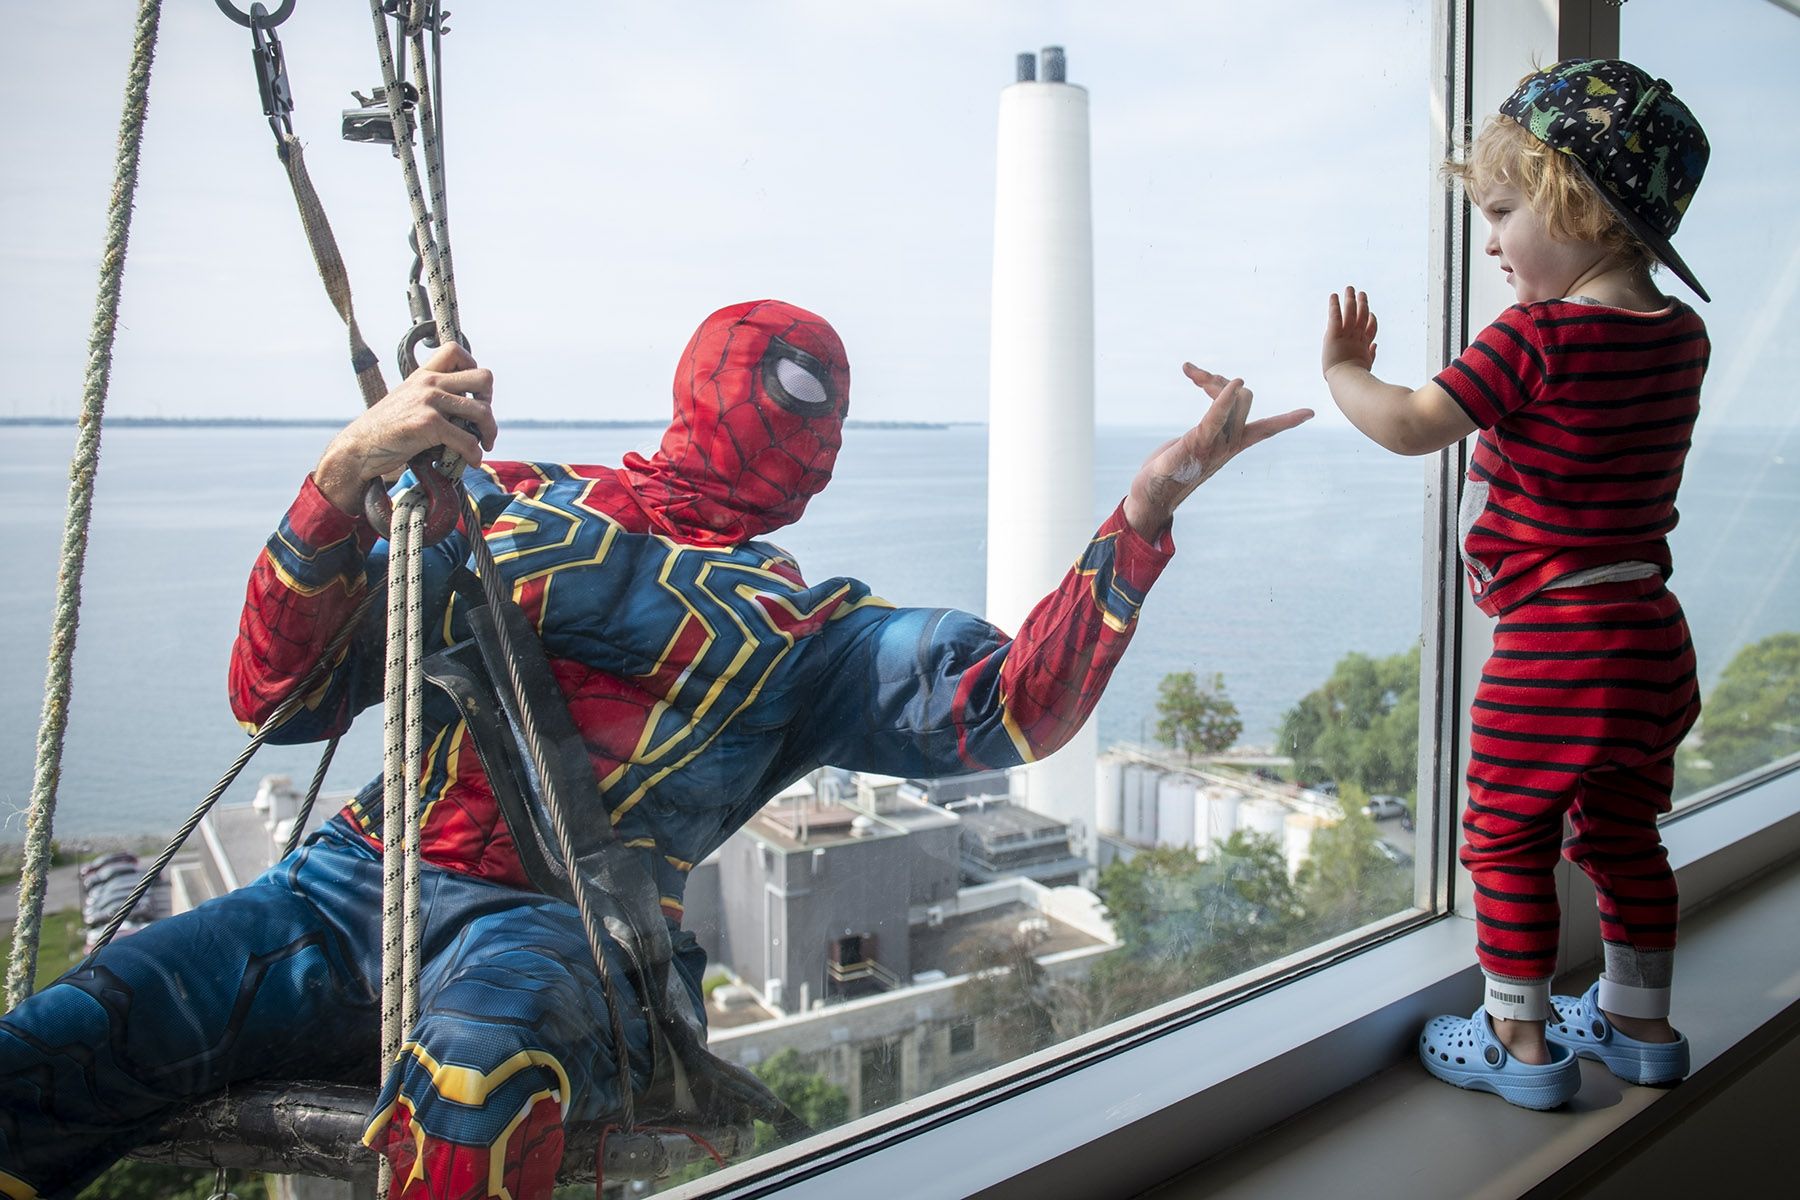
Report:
1445,115,1656,274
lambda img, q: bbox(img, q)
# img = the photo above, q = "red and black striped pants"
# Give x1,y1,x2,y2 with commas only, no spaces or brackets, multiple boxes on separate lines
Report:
1461,577,1700,983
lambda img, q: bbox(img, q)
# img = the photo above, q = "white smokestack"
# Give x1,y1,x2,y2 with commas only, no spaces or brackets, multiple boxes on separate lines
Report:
986,46,1096,846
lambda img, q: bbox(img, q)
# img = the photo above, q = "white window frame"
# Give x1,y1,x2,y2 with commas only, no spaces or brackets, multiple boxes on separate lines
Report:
668,4,1800,1195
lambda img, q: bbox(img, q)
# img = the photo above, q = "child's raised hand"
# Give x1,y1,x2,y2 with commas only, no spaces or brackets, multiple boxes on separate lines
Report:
1322,286,1379,378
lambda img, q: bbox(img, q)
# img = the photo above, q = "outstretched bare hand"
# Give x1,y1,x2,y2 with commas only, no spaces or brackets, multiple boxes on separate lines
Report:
1122,364,1313,540
1322,285,1379,378
313,342,497,515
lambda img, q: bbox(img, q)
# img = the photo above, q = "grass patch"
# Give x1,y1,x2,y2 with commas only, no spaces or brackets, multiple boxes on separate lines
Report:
0,907,86,992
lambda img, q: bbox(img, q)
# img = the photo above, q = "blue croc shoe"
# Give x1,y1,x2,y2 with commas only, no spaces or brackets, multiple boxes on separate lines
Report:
1419,1008,1581,1110
1546,983,1689,1085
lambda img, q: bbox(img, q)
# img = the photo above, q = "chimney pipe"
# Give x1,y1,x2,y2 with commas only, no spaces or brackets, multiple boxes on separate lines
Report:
1016,52,1036,83
1040,45,1066,83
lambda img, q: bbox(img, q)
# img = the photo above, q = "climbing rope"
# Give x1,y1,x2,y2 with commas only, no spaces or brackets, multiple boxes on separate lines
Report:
377,499,431,1098
6,0,166,1011
363,11,474,1193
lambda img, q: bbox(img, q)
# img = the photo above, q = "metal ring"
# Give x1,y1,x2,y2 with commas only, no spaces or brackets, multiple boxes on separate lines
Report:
397,320,470,378
214,0,296,29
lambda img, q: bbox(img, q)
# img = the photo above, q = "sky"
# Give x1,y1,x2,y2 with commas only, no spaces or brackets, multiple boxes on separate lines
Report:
0,2,1792,430
1,1,1434,427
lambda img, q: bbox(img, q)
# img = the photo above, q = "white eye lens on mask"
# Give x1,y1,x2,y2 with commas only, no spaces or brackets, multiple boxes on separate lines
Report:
762,337,836,418
775,357,829,410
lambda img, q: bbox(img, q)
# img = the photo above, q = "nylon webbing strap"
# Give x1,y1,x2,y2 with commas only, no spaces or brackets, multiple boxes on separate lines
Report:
277,132,388,406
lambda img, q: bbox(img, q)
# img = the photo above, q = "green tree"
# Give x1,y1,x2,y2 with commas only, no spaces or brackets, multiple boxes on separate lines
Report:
1094,835,1301,1002
1280,645,1419,795
1294,796,1412,941
643,1048,850,1192
80,1163,267,1200
955,927,1058,1059
752,1048,849,1147
1689,633,1800,785
1155,671,1243,757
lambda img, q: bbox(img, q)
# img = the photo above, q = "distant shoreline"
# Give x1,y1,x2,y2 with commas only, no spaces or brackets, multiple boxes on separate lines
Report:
3,416,964,431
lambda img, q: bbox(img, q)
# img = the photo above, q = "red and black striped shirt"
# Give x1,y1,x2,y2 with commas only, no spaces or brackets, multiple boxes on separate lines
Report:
1434,298,1709,616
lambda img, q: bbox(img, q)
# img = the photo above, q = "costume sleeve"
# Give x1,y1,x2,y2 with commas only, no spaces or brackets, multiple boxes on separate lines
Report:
227,475,386,742
1432,304,1548,429
812,501,1172,777
228,469,506,743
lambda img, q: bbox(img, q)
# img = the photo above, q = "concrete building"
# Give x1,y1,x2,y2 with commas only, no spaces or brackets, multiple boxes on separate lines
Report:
947,796,1088,887
1093,748,1348,879
709,874,1117,1121
170,774,336,913
684,778,965,1012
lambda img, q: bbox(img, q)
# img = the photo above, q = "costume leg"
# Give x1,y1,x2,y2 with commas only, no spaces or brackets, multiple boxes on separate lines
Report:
364,889,655,1200
0,829,381,1200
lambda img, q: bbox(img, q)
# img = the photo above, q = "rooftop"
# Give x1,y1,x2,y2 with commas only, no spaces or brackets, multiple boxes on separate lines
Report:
950,799,1069,846
908,900,1104,976
743,796,902,852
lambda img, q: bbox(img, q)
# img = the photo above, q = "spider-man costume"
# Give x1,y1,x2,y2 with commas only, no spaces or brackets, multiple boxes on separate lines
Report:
0,300,1173,1199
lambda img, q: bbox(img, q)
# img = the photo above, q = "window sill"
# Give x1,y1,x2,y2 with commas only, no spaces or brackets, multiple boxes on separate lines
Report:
1151,818,1800,1199
674,765,1799,1200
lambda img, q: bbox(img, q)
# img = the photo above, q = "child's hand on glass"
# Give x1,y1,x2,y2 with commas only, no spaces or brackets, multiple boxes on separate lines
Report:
1322,286,1379,379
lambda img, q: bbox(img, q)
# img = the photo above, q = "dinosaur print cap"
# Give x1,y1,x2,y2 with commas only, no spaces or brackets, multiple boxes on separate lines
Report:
1500,59,1710,301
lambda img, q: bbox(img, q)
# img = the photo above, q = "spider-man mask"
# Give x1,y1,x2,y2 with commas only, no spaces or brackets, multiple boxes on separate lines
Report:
618,300,850,547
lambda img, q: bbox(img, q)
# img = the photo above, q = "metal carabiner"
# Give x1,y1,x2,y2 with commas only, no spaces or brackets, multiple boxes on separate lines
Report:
245,5,296,141
404,228,434,330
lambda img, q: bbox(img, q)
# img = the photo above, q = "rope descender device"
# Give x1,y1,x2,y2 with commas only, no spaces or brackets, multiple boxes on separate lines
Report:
362,450,465,545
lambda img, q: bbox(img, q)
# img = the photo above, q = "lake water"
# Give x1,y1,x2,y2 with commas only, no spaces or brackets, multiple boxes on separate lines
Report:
2,422,1794,839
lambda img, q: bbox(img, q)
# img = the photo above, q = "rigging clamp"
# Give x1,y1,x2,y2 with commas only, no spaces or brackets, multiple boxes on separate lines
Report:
341,82,418,151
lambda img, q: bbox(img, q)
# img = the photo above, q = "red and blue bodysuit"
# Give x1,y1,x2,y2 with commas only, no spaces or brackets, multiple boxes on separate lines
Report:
0,301,1173,1198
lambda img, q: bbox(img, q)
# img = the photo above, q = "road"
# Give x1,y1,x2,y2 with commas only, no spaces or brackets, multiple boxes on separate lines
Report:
0,864,84,922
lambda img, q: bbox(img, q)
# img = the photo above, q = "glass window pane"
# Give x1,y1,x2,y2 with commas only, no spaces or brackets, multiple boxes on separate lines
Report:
1624,0,1800,803
0,2,1435,1189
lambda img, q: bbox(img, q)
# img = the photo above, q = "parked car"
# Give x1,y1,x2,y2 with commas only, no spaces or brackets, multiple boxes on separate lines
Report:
1373,838,1414,866
79,851,165,951
1362,794,1408,821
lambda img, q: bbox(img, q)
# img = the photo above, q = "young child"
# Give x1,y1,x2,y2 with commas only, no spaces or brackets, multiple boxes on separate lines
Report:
1319,59,1711,1109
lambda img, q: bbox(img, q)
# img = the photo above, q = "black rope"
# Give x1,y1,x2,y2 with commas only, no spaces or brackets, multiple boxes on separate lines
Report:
81,592,375,963
284,734,340,860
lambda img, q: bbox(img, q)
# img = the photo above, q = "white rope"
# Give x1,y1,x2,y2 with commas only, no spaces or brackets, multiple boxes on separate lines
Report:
7,0,165,1011
401,497,428,1042
368,9,467,1192
376,496,433,1200
369,2,460,349
377,504,412,1078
